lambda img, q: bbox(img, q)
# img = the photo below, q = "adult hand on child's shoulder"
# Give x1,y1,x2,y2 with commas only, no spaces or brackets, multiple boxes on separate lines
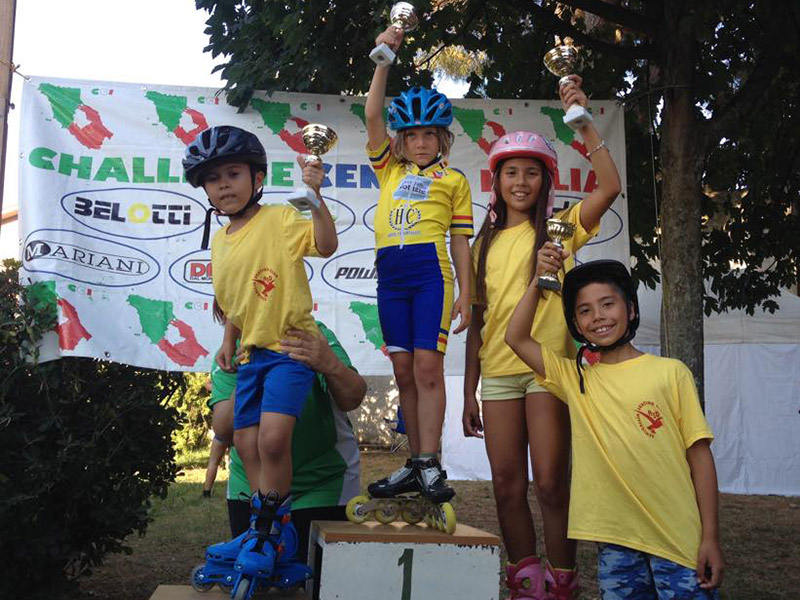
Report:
696,537,724,589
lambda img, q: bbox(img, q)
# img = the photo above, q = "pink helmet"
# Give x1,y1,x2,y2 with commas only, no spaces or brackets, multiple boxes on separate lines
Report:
487,131,558,222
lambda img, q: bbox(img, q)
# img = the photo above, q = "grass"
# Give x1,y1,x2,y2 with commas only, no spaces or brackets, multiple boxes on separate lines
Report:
78,451,799,599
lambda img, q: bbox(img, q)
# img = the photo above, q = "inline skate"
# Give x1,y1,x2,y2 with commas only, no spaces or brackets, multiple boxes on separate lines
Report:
190,530,248,593
346,457,457,534
228,491,312,600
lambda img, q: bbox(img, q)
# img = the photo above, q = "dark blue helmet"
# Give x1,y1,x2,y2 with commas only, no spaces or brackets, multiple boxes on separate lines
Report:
183,125,267,188
388,86,453,131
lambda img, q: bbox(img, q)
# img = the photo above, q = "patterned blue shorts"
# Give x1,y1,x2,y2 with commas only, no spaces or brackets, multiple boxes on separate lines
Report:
598,543,720,600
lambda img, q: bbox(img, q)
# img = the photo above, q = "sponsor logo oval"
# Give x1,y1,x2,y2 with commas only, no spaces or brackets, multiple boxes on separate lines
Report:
61,187,207,240
22,228,160,287
321,248,377,299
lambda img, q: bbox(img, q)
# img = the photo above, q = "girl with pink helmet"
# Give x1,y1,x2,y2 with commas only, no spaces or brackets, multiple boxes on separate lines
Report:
463,76,621,599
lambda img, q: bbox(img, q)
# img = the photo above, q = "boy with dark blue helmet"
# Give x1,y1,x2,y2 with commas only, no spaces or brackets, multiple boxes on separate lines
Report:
183,125,338,596
358,26,474,526
506,253,724,599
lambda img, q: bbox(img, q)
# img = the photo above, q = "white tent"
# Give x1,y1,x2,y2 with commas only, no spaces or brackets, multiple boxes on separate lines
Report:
443,285,800,497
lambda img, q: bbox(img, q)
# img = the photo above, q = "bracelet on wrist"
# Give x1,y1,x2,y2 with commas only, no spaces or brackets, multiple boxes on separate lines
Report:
586,139,607,159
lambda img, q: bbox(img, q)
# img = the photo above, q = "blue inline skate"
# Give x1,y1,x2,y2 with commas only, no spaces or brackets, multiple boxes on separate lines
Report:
190,530,248,593
229,490,312,600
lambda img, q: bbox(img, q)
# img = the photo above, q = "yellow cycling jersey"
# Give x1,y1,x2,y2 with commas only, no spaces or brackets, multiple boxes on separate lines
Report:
367,137,474,249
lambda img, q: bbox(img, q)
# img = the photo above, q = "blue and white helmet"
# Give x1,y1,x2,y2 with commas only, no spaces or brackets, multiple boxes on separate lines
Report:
388,86,453,131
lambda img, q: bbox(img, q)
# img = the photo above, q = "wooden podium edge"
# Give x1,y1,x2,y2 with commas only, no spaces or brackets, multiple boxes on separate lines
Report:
314,520,501,546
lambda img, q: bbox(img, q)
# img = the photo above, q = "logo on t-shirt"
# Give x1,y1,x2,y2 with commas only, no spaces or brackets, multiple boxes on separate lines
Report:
389,206,422,232
252,267,279,302
634,401,664,438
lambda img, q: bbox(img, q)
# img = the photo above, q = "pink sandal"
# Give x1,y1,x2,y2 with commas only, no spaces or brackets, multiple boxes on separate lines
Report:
545,562,580,600
506,556,548,599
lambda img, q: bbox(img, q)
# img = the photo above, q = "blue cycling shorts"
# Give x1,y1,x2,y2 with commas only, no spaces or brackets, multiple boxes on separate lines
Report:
376,242,453,354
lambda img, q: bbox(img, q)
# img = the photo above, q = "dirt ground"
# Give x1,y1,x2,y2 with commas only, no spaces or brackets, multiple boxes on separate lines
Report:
78,450,799,600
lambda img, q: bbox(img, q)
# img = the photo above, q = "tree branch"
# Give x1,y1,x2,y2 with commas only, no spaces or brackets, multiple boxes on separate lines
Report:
504,0,655,60
556,0,655,35
702,52,786,147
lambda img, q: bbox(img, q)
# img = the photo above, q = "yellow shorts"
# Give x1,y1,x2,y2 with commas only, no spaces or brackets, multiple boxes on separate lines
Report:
480,372,548,401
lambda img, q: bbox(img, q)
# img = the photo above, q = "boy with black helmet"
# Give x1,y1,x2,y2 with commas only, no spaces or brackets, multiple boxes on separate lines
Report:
505,254,724,599
354,25,473,527
183,125,338,595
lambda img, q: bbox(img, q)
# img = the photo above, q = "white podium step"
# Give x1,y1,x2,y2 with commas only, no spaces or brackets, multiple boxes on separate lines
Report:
308,520,501,600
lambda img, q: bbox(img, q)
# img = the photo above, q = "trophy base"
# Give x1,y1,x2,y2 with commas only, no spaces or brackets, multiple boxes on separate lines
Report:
537,274,562,292
563,105,593,132
287,187,320,212
370,43,397,66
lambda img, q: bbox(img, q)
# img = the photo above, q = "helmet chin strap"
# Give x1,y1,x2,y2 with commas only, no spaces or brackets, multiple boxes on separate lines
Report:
199,169,263,250
575,304,636,393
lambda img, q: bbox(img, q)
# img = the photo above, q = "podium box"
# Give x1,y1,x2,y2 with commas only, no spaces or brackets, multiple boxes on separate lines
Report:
149,520,501,600
308,520,501,600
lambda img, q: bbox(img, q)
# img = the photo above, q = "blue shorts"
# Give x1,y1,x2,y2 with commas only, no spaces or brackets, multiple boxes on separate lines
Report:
233,348,315,429
376,243,453,353
598,543,720,600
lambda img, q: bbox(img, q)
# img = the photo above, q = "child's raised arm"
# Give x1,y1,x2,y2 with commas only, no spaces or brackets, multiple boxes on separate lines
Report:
366,27,402,151
686,439,725,590
505,242,568,377
559,76,622,231
298,156,338,257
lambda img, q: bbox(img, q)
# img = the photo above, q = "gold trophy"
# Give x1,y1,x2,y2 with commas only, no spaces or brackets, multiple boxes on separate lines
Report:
287,124,338,211
370,2,419,66
537,219,577,292
543,37,593,131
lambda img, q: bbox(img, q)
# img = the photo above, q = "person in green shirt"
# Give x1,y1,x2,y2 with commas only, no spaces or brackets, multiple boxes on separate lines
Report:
210,321,366,563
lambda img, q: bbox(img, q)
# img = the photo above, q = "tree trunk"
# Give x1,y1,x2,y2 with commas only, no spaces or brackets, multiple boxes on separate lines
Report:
658,6,706,404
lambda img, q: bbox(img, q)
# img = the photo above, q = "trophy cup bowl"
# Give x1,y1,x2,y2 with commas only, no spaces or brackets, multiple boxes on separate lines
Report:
287,124,338,212
543,39,593,132
370,2,418,66
537,218,577,292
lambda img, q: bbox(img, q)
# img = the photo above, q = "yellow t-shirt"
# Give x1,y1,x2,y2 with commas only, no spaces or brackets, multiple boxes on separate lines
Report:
541,348,714,569
211,204,320,354
472,202,597,377
367,137,474,249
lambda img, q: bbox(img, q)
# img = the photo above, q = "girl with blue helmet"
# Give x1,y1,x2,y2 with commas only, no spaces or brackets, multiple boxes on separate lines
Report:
363,26,474,512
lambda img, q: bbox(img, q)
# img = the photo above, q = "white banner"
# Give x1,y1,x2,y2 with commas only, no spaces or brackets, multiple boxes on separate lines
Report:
18,77,628,374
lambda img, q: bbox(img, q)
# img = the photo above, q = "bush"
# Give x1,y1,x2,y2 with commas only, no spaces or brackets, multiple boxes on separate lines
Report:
0,260,184,599
170,372,213,459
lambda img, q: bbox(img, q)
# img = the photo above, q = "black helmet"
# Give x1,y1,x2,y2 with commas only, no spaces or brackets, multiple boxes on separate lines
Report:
183,125,267,188
562,260,640,394
562,259,640,347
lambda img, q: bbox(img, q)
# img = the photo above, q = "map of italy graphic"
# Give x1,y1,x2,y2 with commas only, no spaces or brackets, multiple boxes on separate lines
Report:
145,91,209,145
26,282,208,367
127,295,209,367
450,105,589,159
38,83,113,150
250,98,311,153
28,281,91,351
348,301,388,356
